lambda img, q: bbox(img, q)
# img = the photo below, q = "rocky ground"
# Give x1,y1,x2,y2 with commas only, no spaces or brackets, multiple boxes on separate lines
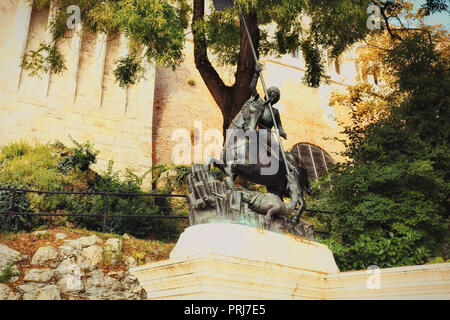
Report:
0,228,174,300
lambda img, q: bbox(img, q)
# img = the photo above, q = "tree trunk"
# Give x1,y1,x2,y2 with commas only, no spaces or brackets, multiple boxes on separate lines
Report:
192,0,260,140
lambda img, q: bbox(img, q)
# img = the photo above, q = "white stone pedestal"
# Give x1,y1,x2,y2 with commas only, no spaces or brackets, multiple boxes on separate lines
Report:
130,223,450,300
130,223,339,299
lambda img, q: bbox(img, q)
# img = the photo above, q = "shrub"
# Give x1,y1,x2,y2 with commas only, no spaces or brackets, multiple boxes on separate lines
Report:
67,161,179,241
0,140,31,161
0,182,37,233
0,139,181,240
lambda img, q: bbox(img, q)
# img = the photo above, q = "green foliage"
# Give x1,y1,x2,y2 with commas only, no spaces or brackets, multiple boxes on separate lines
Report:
67,160,179,241
0,182,36,233
307,0,370,58
0,139,180,240
310,32,449,271
27,0,190,87
0,140,32,161
21,42,67,77
24,0,449,92
0,260,19,284
57,136,98,173
173,165,191,187
301,39,328,88
114,55,146,88
150,164,172,186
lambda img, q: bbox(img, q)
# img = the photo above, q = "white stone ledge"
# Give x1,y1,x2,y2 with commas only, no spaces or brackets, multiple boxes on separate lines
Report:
130,224,450,300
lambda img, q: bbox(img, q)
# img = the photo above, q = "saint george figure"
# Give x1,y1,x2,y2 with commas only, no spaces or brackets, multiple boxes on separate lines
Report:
229,63,287,140
216,64,289,188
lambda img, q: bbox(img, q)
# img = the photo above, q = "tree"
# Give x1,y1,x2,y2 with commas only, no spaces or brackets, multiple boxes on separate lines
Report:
23,0,378,132
24,1,447,132
306,3,449,271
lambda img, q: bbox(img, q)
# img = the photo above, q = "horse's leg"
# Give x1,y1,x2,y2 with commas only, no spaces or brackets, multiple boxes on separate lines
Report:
223,164,237,189
265,205,279,224
291,191,306,225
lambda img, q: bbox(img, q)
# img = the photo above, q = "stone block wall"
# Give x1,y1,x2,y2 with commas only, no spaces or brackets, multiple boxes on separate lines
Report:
0,1,155,188
153,37,356,165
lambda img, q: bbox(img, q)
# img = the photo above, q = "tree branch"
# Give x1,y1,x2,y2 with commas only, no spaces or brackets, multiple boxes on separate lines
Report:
192,0,229,110
379,6,404,42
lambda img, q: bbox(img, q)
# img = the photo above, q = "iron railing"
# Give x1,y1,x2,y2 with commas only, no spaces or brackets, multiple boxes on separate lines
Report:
0,187,189,233
0,187,333,234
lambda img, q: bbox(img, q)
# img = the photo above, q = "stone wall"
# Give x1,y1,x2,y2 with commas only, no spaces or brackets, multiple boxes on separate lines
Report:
1,0,361,187
0,0,155,188
152,36,357,165
0,232,146,300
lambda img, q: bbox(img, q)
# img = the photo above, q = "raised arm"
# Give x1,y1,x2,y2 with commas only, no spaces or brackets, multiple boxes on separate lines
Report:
249,63,263,97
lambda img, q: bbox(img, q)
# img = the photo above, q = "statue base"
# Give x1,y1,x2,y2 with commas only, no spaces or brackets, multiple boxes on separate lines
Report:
130,223,450,300
130,223,339,299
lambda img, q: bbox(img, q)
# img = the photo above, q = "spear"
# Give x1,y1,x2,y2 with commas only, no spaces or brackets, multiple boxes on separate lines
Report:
235,1,291,176
213,0,305,222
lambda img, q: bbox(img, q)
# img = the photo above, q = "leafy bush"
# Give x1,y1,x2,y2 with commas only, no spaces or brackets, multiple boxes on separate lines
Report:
0,182,36,233
67,161,179,241
308,34,449,271
0,139,181,240
0,140,31,161
57,136,98,173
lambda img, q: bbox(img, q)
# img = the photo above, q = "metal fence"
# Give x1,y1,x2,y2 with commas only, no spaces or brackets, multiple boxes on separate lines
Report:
0,187,189,233
0,187,333,235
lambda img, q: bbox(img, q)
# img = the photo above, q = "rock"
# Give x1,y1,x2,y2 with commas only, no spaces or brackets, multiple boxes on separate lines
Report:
31,246,59,267
103,276,125,292
0,284,19,300
56,258,78,275
33,230,48,235
84,270,105,298
58,274,84,294
0,244,23,269
125,274,138,285
24,269,57,282
107,271,125,279
63,239,82,250
125,256,138,268
78,235,103,247
16,283,45,294
5,265,20,283
55,233,67,240
145,256,152,264
23,284,61,300
86,270,104,287
58,245,78,260
105,238,122,252
80,245,103,269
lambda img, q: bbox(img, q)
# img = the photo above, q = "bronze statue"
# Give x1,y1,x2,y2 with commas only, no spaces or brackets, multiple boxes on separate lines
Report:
187,6,316,237
206,65,311,225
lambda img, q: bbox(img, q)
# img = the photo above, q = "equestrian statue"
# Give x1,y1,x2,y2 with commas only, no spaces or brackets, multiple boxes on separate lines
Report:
206,64,313,225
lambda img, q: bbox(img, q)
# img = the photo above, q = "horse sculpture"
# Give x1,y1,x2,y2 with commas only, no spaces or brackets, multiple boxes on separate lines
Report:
206,66,314,225
208,146,313,225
